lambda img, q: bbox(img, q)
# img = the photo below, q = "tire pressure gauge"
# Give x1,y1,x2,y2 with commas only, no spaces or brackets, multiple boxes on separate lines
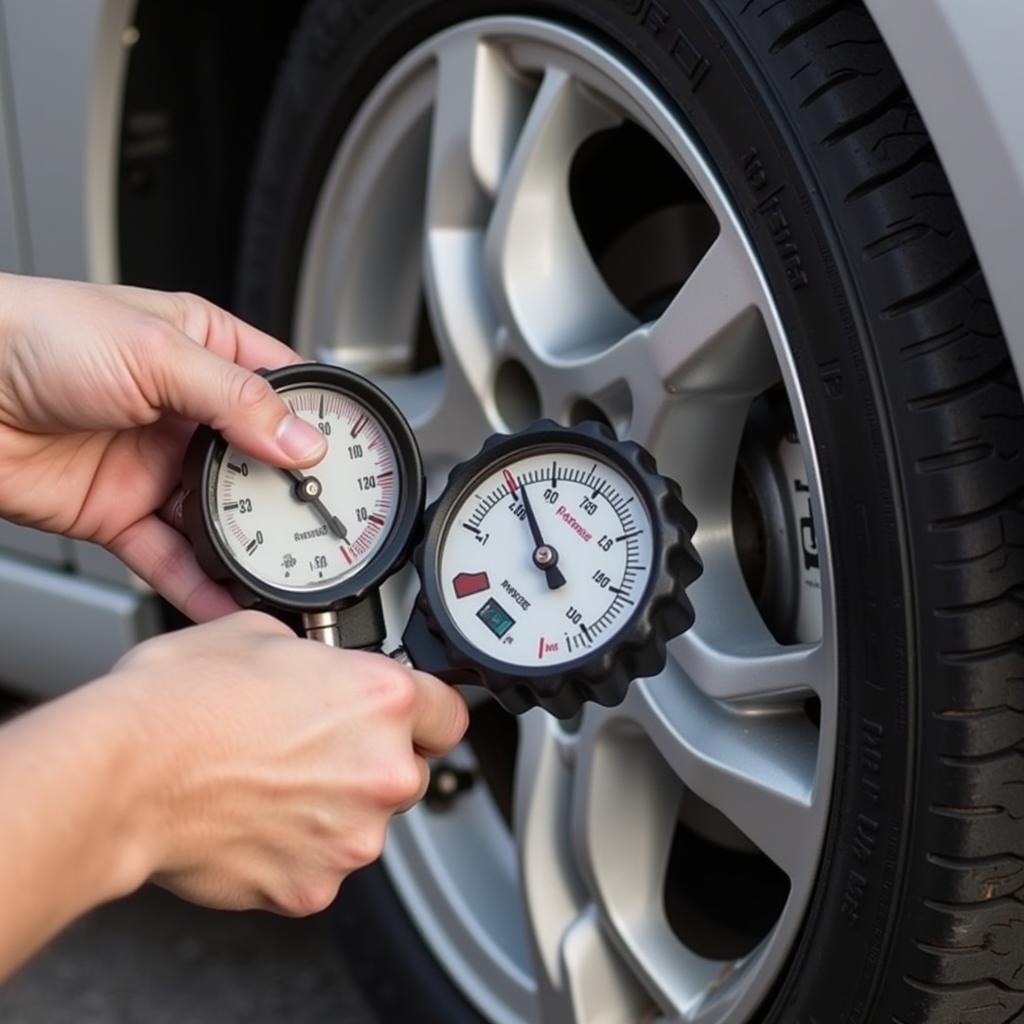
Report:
403,420,702,718
181,363,424,647
181,367,701,716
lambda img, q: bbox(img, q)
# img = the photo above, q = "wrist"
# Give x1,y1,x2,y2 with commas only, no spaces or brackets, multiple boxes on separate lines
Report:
55,674,164,903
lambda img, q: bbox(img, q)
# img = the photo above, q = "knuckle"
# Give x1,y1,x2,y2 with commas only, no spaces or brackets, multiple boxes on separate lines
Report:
346,826,387,869
169,291,211,335
228,370,274,415
135,316,177,354
173,290,203,311
369,663,418,719
375,756,425,808
281,879,339,918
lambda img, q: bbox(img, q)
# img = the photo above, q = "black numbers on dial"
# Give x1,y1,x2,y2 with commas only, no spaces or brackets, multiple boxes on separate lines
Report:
449,457,651,665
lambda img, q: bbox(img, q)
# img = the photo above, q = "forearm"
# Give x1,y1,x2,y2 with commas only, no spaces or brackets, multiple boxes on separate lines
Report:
0,679,153,980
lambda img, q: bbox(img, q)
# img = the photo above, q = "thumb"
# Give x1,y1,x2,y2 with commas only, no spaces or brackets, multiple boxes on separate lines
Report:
149,327,327,468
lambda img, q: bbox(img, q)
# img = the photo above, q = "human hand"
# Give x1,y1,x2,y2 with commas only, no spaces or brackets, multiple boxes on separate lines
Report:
99,612,469,916
0,274,325,620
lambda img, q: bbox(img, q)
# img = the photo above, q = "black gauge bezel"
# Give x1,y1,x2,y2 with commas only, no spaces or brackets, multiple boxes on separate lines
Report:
182,363,424,614
424,431,661,677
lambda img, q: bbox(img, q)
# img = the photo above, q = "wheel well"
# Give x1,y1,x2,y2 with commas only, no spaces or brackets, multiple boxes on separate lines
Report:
117,0,309,310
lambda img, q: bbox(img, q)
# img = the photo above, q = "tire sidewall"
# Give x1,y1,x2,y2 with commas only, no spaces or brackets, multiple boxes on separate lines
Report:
238,2,915,1021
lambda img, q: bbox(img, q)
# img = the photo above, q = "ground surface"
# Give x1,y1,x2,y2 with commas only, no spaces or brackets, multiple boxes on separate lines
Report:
0,884,376,1024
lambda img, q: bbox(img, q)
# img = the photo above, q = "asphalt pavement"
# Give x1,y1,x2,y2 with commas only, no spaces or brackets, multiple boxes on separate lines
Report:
0,884,377,1024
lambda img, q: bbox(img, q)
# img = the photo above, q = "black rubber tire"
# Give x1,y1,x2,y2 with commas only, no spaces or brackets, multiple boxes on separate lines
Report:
237,1,1024,1022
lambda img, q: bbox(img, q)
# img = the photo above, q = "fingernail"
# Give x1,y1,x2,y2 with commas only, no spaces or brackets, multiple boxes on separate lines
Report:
276,415,327,462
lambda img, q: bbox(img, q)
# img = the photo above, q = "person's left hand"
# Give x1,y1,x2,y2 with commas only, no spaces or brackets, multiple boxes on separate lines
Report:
0,274,327,621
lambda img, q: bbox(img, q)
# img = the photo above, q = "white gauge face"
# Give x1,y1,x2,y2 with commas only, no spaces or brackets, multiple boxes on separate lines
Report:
437,449,654,668
210,385,400,592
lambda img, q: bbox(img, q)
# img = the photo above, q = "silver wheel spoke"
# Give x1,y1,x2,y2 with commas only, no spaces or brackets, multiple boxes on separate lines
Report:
484,66,636,358
515,712,652,1023
675,629,826,704
422,34,542,442
362,367,492,469
426,34,535,228
505,228,777,446
625,677,819,881
571,719,717,1017
512,712,587,1019
421,229,499,429
678,533,826,704
558,906,654,1023
631,229,778,399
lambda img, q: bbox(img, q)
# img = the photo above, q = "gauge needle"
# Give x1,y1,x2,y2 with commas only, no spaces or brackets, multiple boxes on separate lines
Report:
520,484,567,590
280,469,350,543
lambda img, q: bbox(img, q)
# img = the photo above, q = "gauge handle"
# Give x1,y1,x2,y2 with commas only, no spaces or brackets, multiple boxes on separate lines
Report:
303,611,343,646
299,591,387,650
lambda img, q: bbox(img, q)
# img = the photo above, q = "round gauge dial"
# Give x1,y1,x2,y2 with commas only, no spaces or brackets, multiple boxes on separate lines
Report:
208,384,400,593
437,449,654,668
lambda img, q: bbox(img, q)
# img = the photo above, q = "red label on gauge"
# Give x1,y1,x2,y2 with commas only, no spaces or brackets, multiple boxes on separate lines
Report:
452,572,490,599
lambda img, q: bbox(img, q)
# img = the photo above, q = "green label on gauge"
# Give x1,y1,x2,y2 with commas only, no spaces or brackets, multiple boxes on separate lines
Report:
477,598,516,638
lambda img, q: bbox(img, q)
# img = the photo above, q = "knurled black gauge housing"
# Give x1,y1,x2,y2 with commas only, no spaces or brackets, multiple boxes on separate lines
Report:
402,420,702,718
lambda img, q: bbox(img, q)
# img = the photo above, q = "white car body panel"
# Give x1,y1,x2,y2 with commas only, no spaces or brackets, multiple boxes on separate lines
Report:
864,0,1024,382
0,0,145,695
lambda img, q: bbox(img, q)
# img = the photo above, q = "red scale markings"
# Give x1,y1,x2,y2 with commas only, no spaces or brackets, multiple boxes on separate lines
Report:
350,522,382,558
537,637,560,660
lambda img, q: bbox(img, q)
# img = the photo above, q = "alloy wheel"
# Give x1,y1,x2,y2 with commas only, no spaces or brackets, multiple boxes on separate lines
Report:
293,18,838,1024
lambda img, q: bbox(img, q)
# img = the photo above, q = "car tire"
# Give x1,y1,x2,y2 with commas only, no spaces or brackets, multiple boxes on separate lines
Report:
237,1,1024,1022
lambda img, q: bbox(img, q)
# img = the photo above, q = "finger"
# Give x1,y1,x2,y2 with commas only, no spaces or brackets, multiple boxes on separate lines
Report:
396,756,432,815
107,515,240,622
141,323,326,469
409,671,470,759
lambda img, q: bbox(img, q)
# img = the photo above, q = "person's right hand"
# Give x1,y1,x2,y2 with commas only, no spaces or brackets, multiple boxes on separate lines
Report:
97,611,468,916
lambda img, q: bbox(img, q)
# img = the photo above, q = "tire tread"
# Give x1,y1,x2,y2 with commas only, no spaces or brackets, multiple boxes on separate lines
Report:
743,2,1024,1021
